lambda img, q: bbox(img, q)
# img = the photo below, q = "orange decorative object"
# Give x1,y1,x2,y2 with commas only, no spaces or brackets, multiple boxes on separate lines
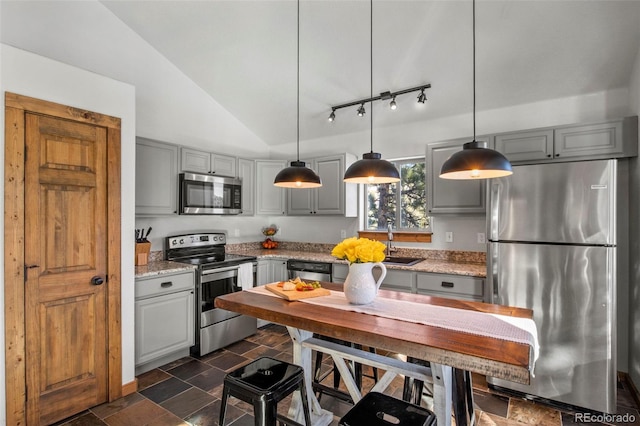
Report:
262,238,278,249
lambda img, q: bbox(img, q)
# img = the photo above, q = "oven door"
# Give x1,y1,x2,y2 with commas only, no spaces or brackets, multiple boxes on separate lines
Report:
199,265,241,327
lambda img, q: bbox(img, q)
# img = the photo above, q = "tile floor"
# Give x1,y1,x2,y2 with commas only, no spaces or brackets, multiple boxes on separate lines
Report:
55,325,640,426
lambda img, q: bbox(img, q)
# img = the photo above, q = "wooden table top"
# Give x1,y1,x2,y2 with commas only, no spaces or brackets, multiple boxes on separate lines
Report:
216,283,534,384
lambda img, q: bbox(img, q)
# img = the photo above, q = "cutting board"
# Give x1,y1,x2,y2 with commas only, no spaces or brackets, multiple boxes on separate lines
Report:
265,283,331,301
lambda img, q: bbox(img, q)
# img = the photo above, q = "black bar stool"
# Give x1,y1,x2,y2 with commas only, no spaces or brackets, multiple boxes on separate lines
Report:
339,392,436,426
219,357,312,426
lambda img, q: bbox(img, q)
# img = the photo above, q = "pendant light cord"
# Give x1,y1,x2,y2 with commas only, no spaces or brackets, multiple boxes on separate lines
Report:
370,0,374,153
296,0,300,161
472,0,476,141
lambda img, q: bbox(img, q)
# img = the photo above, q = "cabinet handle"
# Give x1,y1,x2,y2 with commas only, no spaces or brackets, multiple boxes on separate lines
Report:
555,154,560,157
441,281,454,288
547,154,552,158
161,281,173,288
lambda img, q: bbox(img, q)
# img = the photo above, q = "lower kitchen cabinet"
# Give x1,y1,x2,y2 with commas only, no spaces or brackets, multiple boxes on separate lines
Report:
135,270,195,374
257,259,288,284
416,272,484,301
333,263,415,293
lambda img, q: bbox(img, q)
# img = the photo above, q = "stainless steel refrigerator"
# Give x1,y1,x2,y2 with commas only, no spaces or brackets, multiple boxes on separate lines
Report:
487,159,618,414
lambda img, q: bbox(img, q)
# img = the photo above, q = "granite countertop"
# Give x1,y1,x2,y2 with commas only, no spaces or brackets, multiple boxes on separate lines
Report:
134,260,196,279
229,249,487,278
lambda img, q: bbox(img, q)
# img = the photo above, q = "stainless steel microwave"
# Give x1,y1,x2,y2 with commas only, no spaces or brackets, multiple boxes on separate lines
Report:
179,172,242,215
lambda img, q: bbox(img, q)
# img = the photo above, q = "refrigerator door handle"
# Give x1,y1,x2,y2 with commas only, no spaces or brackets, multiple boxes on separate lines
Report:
489,182,500,241
487,243,499,304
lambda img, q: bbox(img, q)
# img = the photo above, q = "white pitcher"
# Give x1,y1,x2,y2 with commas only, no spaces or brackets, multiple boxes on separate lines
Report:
343,262,387,305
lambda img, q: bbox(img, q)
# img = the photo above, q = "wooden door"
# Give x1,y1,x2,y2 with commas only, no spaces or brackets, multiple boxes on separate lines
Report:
24,113,110,424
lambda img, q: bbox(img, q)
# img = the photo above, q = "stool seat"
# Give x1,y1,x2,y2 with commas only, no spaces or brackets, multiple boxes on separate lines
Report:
339,392,436,426
220,357,312,426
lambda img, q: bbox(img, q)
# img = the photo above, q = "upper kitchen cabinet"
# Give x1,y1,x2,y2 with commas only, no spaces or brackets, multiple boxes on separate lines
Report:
287,154,357,216
136,137,178,215
426,137,489,214
495,116,638,163
180,147,237,177
256,160,287,215
237,158,255,216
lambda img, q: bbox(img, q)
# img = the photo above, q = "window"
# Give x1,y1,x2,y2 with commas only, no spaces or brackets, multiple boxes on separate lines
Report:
365,158,429,231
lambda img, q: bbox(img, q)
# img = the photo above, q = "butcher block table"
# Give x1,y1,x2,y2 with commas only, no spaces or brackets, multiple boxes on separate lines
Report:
215,282,536,426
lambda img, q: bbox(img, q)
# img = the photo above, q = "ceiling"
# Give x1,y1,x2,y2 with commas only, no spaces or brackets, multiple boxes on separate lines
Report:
76,1,640,146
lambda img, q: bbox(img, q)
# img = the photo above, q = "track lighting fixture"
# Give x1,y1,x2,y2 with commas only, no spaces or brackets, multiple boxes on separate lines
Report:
417,89,427,104
328,83,431,122
274,0,322,188
439,0,512,180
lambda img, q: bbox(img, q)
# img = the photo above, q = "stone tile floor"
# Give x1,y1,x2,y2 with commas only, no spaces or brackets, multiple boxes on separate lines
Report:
55,325,640,426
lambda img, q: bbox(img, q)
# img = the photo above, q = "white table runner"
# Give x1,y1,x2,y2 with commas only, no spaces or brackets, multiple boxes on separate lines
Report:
248,286,539,370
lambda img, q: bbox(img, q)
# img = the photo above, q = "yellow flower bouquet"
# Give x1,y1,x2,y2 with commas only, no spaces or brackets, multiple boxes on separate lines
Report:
331,237,386,264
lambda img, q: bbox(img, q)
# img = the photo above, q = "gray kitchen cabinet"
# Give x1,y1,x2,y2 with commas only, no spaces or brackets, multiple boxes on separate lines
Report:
494,116,638,163
256,160,287,215
136,137,179,216
426,137,489,214
237,158,255,216
180,147,237,177
333,263,414,293
135,270,195,374
287,154,357,216
416,272,484,302
257,259,288,284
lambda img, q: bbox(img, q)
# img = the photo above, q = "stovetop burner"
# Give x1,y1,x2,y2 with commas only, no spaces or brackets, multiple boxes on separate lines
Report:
165,232,256,268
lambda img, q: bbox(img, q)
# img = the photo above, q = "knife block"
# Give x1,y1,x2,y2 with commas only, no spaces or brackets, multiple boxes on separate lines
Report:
135,242,151,266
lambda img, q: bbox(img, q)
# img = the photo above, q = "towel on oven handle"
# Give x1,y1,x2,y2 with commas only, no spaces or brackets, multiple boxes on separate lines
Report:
238,262,254,290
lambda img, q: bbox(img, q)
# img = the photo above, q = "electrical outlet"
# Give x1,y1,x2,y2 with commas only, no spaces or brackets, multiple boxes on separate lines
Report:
445,231,453,243
340,229,347,239
234,229,240,237
477,232,486,244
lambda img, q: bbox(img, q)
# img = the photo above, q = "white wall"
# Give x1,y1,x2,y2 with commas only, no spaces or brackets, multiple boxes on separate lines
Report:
0,44,137,425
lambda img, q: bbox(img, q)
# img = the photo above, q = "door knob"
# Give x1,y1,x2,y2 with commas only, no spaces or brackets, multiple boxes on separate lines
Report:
91,276,104,286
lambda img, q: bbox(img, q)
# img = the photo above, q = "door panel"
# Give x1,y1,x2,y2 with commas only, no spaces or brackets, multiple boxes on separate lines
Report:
25,113,108,425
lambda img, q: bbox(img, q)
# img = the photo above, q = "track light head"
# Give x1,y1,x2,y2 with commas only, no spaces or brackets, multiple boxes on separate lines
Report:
417,89,427,104
357,103,366,117
328,109,336,122
390,96,397,110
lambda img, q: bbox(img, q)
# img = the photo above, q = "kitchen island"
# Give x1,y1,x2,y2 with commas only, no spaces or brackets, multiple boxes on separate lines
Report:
216,282,536,426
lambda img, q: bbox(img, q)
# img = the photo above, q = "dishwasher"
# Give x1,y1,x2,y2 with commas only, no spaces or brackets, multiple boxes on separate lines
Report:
287,259,333,282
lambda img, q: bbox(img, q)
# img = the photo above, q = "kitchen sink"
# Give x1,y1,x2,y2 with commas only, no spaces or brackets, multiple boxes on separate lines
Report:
382,256,423,266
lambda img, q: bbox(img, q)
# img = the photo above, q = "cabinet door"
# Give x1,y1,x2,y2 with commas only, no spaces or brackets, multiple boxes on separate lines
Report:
554,120,624,159
180,148,211,174
135,290,195,365
494,129,553,162
256,160,287,215
237,158,255,216
287,159,315,215
136,138,178,215
416,273,484,301
270,260,288,282
377,269,415,293
426,138,488,214
212,154,237,177
256,260,270,285
314,155,345,215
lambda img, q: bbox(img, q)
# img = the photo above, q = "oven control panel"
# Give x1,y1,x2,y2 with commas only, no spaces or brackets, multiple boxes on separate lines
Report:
167,233,226,249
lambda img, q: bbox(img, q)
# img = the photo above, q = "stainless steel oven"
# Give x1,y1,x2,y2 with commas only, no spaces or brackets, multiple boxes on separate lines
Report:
179,172,242,215
165,233,257,356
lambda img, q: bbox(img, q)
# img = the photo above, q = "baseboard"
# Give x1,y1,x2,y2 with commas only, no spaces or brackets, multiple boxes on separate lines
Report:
619,372,640,409
122,378,138,397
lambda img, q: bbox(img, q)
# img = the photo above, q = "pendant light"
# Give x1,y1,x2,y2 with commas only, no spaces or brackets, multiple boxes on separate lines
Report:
343,0,400,184
274,0,322,188
439,0,512,180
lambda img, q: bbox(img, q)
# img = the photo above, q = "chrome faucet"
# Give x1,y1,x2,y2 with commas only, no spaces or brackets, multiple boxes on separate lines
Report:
386,224,396,256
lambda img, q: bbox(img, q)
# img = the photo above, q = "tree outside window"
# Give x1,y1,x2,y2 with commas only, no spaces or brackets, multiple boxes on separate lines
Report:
366,159,428,231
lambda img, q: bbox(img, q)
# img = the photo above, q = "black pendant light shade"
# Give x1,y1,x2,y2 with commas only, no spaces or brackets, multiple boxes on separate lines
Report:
439,0,513,181
343,152,400,184
273,0,322,189
439,140,513,179
274,160,322,188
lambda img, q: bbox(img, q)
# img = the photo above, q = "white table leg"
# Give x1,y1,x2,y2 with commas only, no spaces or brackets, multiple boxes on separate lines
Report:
287,327,334,426
431,363,453,426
